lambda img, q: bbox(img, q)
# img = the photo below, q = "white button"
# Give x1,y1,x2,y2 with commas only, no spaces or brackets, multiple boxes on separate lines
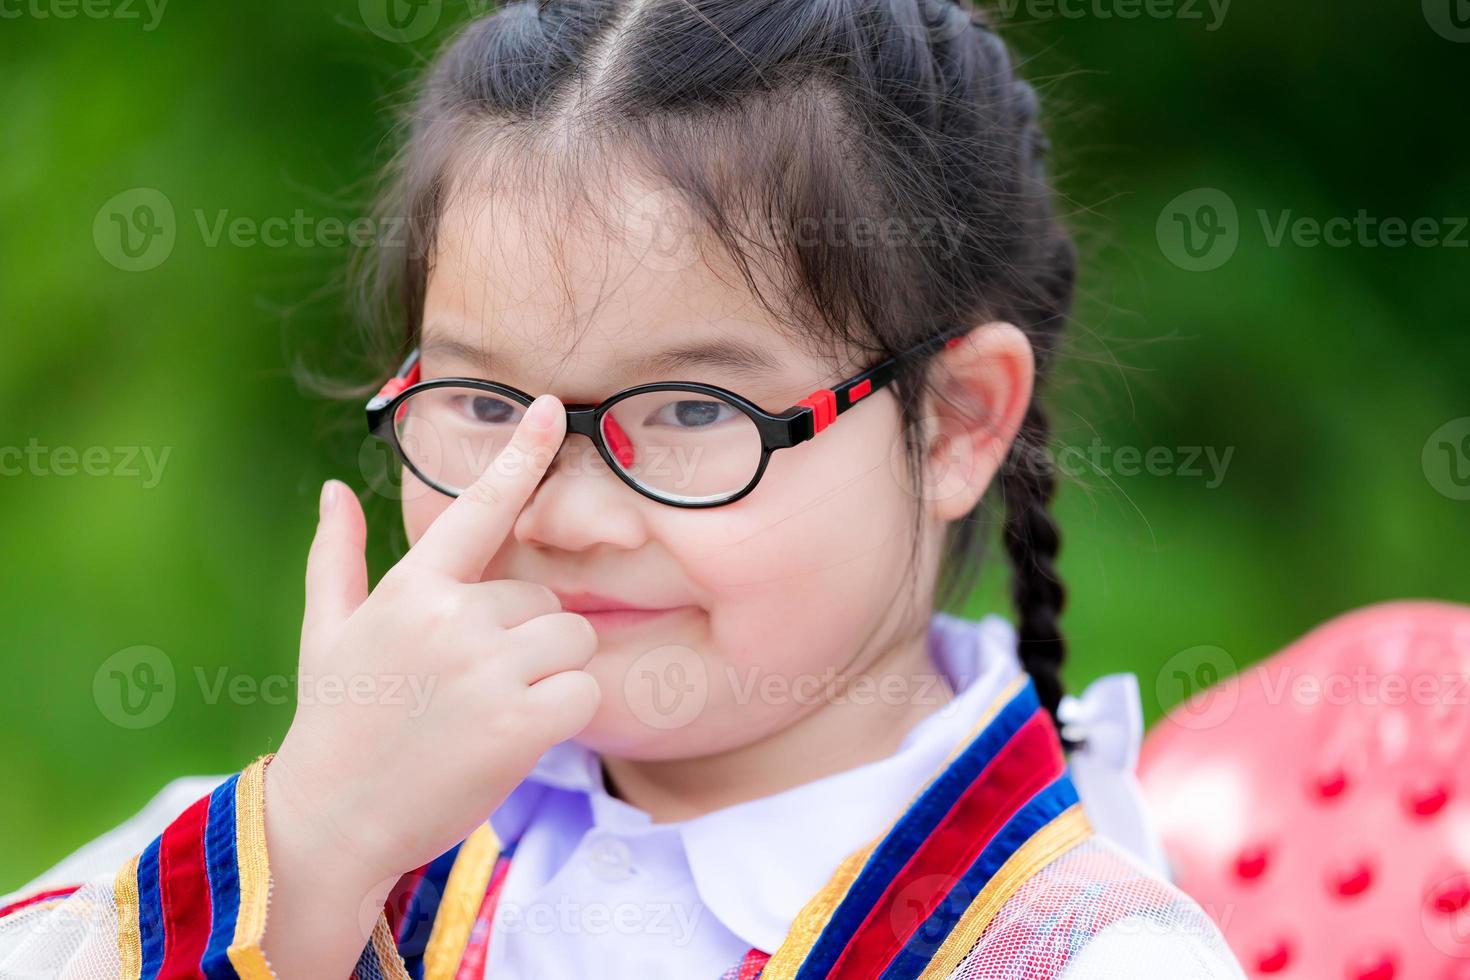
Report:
586,834,637,882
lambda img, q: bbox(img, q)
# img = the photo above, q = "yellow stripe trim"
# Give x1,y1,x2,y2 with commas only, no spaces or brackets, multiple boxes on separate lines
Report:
422,822,501,980
114,852,142,980
371,909,413,980
760,674,1031,979
916,804,1094,980
226,753,277,980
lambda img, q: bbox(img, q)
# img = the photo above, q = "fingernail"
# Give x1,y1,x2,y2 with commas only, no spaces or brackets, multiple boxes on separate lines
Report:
528,395,559,431
319,479,337,518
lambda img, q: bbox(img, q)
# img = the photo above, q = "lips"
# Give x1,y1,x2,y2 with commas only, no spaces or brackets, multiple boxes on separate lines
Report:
552,591,690,634
553,591,673,614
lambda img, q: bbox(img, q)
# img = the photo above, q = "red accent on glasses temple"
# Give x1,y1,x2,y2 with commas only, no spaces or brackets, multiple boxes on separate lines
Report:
376,378,410,401
374,361,422,402
377,362,424,426
849,379,873,402
945,335,963,349
796,389,837,434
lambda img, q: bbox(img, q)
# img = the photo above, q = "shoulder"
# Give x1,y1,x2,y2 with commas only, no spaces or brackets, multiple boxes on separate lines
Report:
955,834,1246,980
2,771,231,905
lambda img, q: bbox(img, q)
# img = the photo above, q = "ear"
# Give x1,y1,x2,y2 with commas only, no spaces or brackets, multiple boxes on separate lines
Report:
916,321,1036,521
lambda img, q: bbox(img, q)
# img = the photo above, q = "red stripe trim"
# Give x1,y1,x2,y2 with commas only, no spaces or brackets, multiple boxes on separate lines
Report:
453,854,513,980
156,793,214,977
0,885,82,919
826,710,1064,978
735,947,772,979
386,864,428,942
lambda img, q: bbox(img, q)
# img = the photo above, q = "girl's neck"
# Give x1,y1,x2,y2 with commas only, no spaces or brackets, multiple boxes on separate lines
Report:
598,623,955,823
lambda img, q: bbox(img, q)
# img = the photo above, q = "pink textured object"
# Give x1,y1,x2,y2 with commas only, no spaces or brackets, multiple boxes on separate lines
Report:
1138,601,1470,979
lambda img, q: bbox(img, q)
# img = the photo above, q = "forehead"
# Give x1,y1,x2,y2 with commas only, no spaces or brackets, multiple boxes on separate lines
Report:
420,166,842,396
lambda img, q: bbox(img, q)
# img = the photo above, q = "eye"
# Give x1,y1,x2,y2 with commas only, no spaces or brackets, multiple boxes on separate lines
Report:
447,392,522,425
647,397,740,429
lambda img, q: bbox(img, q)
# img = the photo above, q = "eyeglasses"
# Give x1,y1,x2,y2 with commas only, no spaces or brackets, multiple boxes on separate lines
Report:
365,327,970,508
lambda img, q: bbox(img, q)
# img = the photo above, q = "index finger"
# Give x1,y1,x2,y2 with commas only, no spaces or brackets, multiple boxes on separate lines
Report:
406,393,565,581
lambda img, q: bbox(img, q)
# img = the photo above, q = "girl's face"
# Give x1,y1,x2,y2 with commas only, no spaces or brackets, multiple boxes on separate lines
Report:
402,173,996,761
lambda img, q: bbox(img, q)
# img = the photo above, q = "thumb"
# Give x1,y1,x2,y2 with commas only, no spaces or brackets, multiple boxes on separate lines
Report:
302,479,369,651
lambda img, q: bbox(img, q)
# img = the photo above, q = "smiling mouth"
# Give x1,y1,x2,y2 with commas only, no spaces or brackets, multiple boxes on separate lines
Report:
576,606,690,633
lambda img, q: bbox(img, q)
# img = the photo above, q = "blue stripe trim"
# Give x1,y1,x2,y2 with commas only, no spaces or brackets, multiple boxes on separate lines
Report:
400,840,466,980
878,775,1081,979
200,773,243,979
793,679,1041,980
136,834,166,980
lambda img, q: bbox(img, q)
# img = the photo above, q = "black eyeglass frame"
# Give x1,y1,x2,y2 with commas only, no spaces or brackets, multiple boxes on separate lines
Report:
365,325,971,508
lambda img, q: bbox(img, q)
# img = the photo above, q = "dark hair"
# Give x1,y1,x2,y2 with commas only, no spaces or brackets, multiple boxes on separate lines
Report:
341,0,1075,734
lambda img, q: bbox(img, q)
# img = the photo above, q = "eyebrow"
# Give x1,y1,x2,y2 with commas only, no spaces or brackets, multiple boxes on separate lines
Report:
418,332,787,384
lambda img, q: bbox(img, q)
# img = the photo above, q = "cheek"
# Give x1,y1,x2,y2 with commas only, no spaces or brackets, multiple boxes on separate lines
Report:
575,409,922,758
400,468,453,544
672,404,916,619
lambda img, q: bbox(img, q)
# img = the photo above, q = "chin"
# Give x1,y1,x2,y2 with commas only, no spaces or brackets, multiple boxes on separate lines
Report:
568,678,731,761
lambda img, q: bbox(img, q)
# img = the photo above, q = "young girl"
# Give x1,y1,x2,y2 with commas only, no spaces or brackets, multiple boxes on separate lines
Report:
1,1,1246,977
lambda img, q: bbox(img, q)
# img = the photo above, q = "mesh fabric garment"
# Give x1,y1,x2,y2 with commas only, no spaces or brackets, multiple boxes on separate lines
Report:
945,835,1243,979
0,774,227,978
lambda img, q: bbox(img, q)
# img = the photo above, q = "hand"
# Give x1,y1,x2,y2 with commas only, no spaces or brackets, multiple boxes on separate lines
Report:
266,393,599,899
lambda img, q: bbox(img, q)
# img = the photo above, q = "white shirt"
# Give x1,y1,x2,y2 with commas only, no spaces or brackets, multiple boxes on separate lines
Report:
481,612,1227,979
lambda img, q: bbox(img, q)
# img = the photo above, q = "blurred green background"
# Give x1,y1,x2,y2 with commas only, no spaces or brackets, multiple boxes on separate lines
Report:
2,0,1466,889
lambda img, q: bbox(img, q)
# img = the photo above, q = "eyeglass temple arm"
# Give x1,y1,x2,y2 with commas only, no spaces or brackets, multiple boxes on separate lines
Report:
365,348,423,412
787,326,971,440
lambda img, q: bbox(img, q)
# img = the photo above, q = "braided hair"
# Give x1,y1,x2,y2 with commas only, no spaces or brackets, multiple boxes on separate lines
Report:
347,0,1077,736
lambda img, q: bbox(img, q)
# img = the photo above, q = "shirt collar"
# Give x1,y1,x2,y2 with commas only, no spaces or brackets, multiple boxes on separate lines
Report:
488,611,1160,955
673,612,1027,953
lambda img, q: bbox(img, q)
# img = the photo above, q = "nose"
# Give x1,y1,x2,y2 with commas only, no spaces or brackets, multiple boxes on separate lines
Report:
512,428,648,551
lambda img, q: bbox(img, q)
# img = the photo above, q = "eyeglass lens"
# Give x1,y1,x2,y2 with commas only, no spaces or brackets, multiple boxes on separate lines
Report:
392,385,765,504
